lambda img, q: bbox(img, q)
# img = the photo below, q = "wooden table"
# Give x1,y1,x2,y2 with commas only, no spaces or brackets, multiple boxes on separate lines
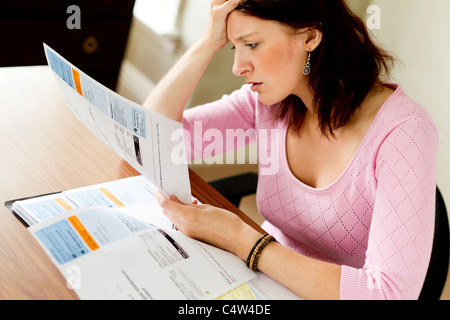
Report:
0,66,262,299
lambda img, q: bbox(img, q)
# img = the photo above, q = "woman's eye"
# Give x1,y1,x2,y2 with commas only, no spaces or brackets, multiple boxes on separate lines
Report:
230,43,258,50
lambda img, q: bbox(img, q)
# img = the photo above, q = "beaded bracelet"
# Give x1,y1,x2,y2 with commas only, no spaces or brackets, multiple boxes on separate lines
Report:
245,234,268,267
246,233,276,271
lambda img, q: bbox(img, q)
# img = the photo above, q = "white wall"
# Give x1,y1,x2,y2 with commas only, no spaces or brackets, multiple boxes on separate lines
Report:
361,0,450,207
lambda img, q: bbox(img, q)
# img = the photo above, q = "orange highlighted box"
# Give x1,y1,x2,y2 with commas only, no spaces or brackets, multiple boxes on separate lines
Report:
54,198,73,211
99,187,126,207
72,68,83,96
68,216,99,251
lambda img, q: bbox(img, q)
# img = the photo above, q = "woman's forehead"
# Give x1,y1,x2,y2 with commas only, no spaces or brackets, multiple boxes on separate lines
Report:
227,12,287,41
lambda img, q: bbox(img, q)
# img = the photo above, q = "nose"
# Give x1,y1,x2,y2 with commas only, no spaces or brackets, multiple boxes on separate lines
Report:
232,52,252,77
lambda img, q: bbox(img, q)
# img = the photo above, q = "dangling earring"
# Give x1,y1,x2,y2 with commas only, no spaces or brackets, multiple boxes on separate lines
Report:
303,52,311,76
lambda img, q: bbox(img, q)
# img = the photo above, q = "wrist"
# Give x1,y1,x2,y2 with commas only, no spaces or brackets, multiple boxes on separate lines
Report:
195,34,227,54
231,223,263,261
245,234,277,271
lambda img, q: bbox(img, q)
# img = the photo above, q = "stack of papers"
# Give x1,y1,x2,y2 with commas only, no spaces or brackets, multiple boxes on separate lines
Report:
12,176,300,300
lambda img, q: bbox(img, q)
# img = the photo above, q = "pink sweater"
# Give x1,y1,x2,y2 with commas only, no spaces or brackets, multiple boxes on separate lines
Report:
182,84,438,300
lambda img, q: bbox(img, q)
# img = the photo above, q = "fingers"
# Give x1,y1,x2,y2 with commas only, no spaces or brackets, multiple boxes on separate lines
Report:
155,190,247,253
202,0,247,49
155,190,196,231
213,0,248,31
210,0,244,18
161,192,198,207
155,190,184,214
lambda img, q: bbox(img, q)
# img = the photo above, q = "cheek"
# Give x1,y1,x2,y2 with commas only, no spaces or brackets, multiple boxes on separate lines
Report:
258,50,280,73
257,46,304,105
260,45,302,81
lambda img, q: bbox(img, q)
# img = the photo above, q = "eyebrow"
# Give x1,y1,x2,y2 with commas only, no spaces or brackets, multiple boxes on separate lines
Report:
235,31,260,41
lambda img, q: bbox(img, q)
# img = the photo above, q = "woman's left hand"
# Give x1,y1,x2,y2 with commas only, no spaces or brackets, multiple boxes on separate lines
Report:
155,191,261,260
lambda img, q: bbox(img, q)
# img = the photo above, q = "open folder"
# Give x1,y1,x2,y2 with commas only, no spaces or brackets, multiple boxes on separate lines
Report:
5,46,301,300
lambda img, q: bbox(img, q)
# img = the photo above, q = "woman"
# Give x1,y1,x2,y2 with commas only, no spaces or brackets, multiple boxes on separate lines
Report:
145,0,438,300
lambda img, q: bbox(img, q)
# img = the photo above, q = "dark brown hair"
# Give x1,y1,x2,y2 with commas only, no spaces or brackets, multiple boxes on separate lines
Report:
236,0,394,136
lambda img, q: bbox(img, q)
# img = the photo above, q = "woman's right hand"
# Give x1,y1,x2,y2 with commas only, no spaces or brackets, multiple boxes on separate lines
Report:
200,0,245,50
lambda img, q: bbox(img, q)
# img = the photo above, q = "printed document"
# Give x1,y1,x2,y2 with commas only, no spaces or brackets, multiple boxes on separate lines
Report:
29,205,255,300
14,176,300,300
43,44,191,203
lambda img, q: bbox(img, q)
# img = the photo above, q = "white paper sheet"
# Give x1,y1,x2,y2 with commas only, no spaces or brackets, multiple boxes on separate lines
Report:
43,44,191,203
29,204,256,300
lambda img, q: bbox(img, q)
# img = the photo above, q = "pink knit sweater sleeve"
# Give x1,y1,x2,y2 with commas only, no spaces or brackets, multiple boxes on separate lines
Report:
340,116,439,300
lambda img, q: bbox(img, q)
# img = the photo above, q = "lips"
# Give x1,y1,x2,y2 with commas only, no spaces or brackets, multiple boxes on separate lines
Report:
248,82,263,92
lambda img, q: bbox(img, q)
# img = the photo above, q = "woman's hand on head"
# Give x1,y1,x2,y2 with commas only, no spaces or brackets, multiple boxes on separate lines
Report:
200,0,246,50
155,190,261,260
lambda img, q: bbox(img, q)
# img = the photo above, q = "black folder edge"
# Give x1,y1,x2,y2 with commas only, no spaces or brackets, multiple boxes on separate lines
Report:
4,192,61,228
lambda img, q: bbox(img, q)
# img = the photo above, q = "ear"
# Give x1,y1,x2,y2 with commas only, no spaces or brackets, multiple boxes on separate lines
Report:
304,28,322,52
